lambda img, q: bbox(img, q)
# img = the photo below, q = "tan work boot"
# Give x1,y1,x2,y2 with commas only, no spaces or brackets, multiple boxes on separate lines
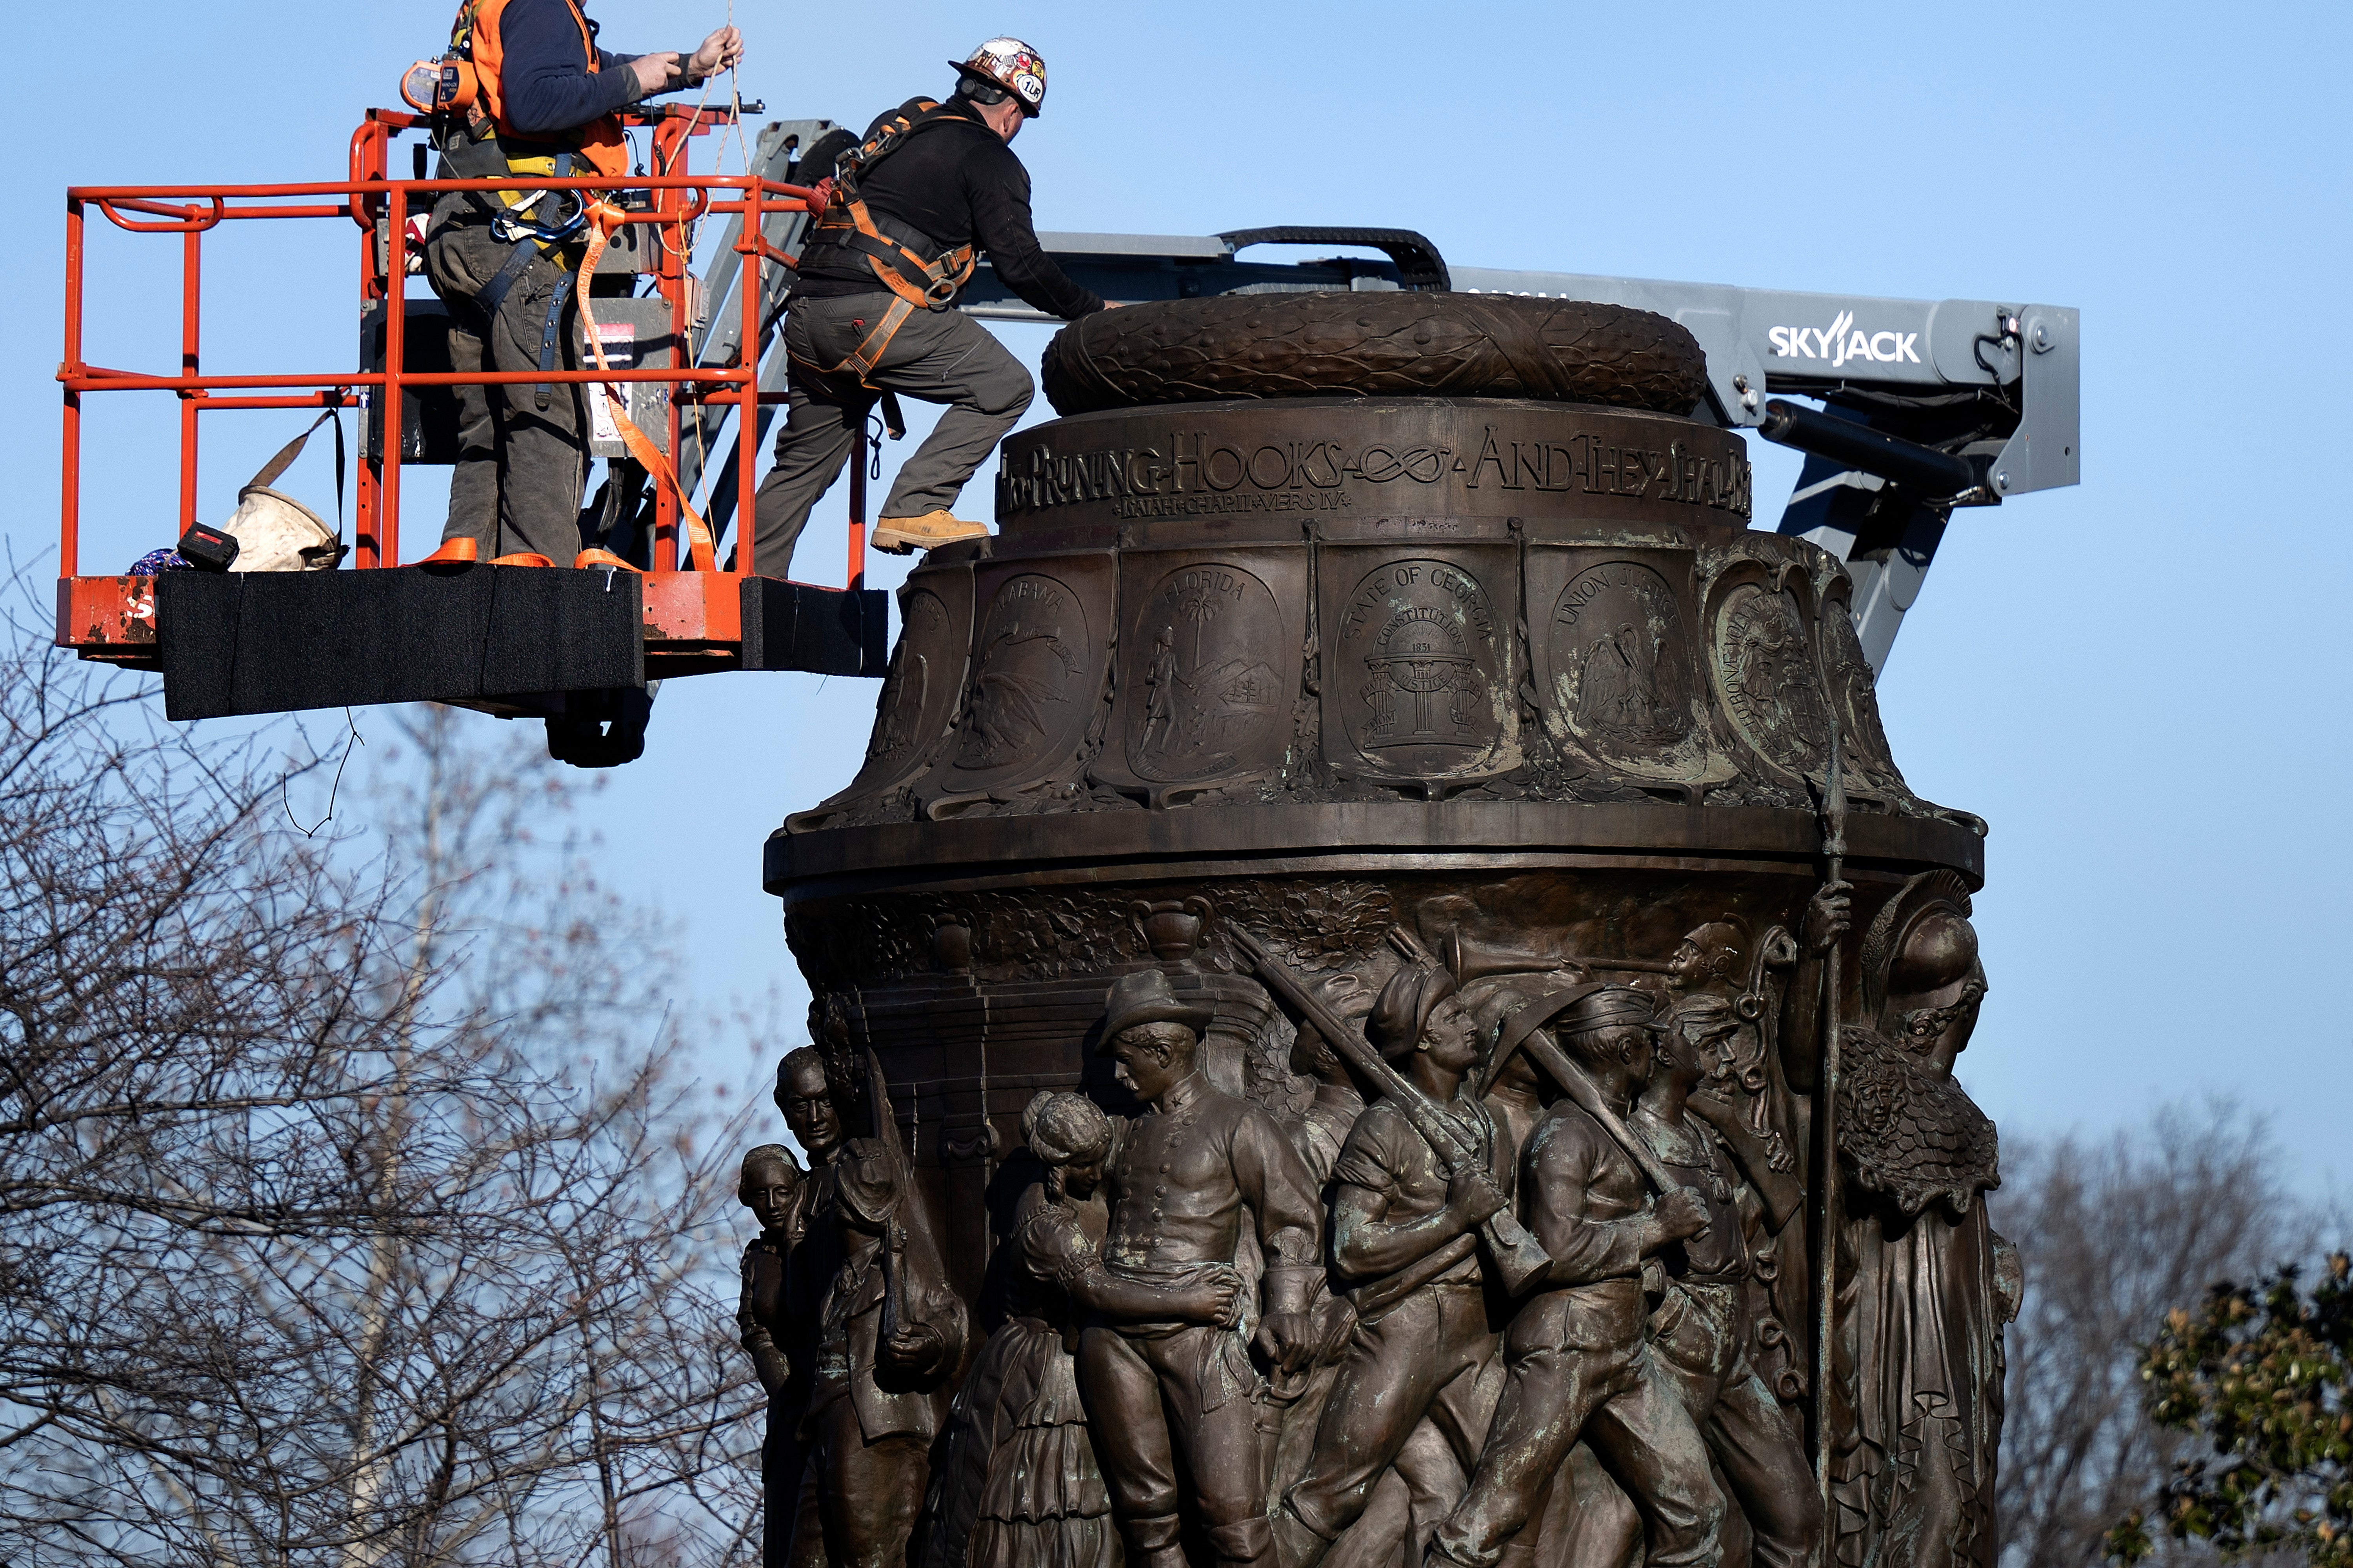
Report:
871,511,988,555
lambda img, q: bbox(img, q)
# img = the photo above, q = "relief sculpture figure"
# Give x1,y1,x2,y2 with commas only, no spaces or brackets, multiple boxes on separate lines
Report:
1660,917,1811,1410
1557,995,1823,1568
769,1050,855,1568
1785,874,2021,1568
927,1092,1246,1568
1076,969,1326,1568
1430,986,1722,1568
1660,921,1794,1176
740,1140,818,1568
794,1038,970,1568
1280,1012,1369,1187
1264,1013,1371,1523
1275,959,1518,1568
1140,626,1181,757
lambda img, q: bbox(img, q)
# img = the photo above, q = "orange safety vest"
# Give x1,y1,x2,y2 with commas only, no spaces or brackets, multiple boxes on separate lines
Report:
450,0,629,177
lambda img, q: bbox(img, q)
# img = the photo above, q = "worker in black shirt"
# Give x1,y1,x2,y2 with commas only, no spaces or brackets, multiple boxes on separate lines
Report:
749,38,1109,571
421,0,744,567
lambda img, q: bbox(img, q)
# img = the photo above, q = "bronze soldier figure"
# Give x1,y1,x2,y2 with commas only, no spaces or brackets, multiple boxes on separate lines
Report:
738,1141,816,1568
1563,994,1822,1568
1429,986,1722,1568
793,1042,969,1568
1075,968,1324,1568
1276,959,1516,1568
1283,1016,1369,1187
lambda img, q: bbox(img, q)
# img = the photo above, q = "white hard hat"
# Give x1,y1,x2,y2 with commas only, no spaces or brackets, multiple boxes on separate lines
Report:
953,37,1047,116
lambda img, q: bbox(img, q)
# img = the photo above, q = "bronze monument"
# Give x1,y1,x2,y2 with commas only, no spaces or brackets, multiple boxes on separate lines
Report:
751,291,2017,1568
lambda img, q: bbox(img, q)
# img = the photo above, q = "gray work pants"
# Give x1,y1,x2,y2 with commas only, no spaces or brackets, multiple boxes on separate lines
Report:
425,197,587,563
748,293,1033,577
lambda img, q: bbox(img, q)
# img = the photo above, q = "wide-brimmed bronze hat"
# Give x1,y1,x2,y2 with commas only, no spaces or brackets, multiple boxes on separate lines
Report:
1098,967,1213,1051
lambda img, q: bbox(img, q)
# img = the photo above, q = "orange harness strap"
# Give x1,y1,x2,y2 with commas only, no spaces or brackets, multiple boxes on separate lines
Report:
576,200,717,572
786,295,919,393
801,103,981,310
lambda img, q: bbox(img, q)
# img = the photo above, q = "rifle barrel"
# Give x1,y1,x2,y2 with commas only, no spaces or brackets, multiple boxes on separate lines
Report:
1235,925,1555,1295
1516,1033,1688,1197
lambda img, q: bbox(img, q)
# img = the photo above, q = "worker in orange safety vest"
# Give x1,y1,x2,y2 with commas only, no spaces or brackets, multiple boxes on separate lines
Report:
418,0,744,568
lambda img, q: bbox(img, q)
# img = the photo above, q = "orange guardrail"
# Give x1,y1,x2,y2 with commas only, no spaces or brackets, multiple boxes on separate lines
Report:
56,106,866,668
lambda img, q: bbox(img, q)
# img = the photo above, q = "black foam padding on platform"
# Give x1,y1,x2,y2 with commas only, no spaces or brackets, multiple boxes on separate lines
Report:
157,566,644,720
740,578,889,677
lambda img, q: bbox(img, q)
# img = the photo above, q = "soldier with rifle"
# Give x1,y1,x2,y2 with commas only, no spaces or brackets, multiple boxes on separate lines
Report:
1560,993,1823,1568
1268,951,1528,1568
1427,985,1724,1568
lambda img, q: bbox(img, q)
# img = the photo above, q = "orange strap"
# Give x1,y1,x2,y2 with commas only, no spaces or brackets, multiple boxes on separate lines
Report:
576,200,717,571
787,295,917,392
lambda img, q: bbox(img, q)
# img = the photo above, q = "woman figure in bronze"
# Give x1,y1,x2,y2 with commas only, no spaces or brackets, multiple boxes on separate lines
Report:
928,1091,1243,1568
1808,872,2022,1568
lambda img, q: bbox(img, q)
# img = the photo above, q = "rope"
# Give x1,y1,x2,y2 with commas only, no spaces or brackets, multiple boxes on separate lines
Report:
283,710,364,838
578,200,717,571
675,0,754,520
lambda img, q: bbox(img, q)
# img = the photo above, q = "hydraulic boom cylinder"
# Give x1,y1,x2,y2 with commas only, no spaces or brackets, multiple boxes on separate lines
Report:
1757,398,1978,497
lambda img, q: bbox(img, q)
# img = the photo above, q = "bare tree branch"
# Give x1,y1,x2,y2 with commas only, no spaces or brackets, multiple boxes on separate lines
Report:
1998,1102,2318,1568
0,606,766,1566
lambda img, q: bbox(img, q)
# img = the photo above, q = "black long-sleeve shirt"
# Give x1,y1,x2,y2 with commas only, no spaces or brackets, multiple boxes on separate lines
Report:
795,96,1103,321
493,0,662,137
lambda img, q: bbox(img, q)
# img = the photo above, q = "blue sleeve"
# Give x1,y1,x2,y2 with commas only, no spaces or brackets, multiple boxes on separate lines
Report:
497,0,640,136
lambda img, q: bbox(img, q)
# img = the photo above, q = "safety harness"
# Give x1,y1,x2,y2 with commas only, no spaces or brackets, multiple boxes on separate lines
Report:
416,0,626,410
457,150,589,413
794,101,986,386
429,0,631,182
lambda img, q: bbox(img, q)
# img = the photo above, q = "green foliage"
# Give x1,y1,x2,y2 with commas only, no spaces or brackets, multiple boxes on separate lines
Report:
2108,1252,2353,1568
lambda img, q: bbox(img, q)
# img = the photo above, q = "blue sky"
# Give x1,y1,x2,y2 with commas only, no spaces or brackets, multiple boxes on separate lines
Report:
7,2,2348,1191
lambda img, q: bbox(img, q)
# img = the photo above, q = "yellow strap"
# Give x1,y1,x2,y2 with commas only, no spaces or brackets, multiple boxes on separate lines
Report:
496,152,561,210
576,200,718,573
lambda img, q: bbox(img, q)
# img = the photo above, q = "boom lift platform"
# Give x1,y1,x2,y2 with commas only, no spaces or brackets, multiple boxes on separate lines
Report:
53,109,2076,766
56,106,885,762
